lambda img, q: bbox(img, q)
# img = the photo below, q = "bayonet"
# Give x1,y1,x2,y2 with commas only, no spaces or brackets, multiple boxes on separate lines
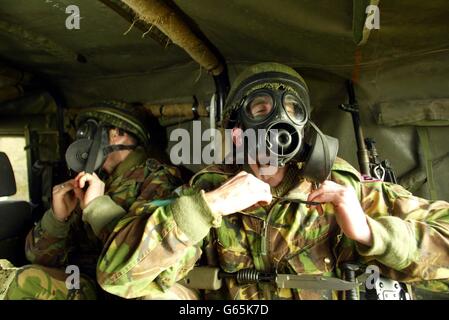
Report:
275,273,359,291
182,267,359,291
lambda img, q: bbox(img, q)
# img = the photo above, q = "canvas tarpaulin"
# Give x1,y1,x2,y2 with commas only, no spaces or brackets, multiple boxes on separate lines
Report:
0,0,448,201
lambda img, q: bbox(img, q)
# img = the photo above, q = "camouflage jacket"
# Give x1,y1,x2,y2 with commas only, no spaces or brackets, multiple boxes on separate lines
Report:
96,158,449,299
25,147,182,278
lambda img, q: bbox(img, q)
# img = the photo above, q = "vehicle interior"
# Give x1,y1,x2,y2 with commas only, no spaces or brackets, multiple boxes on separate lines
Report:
0,0,448,299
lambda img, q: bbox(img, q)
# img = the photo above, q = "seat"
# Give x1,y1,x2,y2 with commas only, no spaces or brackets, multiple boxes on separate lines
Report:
0,151,33,266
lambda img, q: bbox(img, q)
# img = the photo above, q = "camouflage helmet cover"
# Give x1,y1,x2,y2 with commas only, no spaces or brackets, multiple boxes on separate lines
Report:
76,101,150,147
223,62,310,128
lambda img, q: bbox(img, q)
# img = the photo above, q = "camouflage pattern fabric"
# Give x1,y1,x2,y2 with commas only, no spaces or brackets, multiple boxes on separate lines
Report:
5,265,97,300
140,284,200,300
0,259,18,299
96,157,449,299
412,279,449,299
4,147,182,300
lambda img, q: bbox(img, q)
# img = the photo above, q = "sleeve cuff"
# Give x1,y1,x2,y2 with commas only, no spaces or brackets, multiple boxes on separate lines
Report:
82,195,127,237
356,215,418,270
169,190,222,244
41,209,71,238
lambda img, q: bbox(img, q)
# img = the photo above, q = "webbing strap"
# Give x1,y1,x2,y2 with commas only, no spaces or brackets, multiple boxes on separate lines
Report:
417,127,438,200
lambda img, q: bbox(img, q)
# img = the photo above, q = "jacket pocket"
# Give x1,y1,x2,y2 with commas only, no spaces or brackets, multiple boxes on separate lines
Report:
285,234,335,275
214,216,253,273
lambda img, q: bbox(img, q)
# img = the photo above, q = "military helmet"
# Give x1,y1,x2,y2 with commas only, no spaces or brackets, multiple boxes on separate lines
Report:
76,100,150,147
223,62,310,128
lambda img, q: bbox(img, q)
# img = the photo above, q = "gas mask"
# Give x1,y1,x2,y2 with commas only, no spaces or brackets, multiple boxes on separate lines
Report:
65,119,137,173
237,87,339,183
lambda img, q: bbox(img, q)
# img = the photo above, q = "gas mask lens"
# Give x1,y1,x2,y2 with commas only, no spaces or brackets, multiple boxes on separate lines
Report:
283,93,306,124
76,119,98,140
245,93,273,120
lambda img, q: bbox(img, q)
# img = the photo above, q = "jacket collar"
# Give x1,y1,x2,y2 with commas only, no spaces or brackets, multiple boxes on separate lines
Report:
107,146,147,183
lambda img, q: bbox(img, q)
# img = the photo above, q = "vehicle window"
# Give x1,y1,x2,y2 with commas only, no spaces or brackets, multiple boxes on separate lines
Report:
0,136,29,201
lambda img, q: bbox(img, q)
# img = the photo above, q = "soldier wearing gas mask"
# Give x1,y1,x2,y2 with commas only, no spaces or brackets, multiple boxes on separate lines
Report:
95,63,449,300
5,101,182,300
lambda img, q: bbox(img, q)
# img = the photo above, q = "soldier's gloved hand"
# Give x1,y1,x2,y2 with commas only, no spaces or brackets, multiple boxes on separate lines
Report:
75,171,105,210
307,180,373,246
204,171,272,216
52,179,82,222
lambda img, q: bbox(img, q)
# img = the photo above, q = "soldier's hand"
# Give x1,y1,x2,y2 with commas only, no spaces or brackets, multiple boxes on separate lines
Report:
204,171,272,216
307,180,373,246
52,179,82,222
75,171,105,210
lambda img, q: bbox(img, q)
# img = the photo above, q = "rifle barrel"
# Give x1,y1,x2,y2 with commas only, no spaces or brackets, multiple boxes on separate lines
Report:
345,80,370,176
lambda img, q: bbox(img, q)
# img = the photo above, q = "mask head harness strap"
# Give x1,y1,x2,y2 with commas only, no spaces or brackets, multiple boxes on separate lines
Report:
103,144,136,155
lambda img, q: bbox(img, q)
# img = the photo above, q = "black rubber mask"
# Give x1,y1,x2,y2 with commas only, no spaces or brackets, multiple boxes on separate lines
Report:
238,88,308,167
237,88,338,182
65,119,136,173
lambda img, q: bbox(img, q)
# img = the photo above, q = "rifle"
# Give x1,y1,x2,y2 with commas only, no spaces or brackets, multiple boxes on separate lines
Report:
338,81,411,300
339,80,397,183
339,80,370,177
364,138,398,183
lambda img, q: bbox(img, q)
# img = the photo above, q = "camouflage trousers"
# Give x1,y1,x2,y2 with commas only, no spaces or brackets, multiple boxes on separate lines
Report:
412,280,449,300
140,283,200,300
4,264,97,300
